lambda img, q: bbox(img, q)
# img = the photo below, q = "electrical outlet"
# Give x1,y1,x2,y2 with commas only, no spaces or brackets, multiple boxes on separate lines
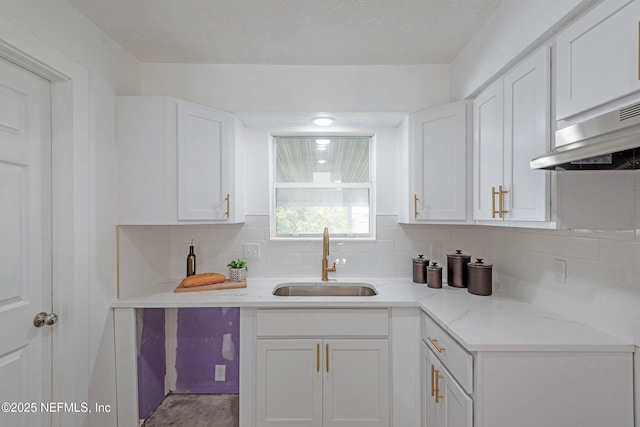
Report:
214,364,226,382
243,243,260,260
552,259,567,284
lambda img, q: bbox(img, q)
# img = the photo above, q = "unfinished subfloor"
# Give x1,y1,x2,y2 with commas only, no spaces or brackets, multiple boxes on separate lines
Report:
142,394,239,427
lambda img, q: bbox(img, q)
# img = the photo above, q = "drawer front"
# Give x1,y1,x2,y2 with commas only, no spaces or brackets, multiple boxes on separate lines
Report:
422,312,473,394
257,308,389,337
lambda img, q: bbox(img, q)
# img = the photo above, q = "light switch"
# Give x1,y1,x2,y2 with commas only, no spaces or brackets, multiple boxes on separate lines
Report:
243,243,260,260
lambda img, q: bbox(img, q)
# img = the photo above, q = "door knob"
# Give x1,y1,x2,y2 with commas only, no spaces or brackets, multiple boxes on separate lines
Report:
33,312,58,327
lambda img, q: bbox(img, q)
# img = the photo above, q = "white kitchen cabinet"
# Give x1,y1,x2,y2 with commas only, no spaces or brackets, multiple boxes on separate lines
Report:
117,96,244,224
420,311,634,427
473,46,550,223
324,339,389,427
472,80,503,221
555,0,640,121
404,101,471,223
256,339,322,427
255,309,390,427
421,342,438,427
421,343,472,427
257,338,389,427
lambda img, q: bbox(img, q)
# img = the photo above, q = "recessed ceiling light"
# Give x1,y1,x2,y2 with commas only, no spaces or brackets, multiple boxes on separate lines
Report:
315,139,331,145
318,160,327,164
311,117,336,126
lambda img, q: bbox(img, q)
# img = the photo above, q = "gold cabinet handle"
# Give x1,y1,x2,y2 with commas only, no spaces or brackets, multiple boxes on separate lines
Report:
414,194,419,219
427,336,445,353
224,194,230,218
491,186,509,218
434,368,444,403
498,185,508,218
430,364,436,397
491,186,498,218
325,343,329,372
316,343,320,372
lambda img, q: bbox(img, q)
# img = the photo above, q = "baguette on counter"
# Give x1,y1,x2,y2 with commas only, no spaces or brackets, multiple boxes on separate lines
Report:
179,272,227,288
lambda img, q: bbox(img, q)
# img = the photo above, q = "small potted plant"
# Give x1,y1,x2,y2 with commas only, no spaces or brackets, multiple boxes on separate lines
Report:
227,259,247,282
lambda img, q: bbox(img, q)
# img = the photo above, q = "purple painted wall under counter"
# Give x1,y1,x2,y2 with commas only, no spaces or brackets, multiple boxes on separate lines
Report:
137,308,166,419
137,307,240,419
175,307,240,394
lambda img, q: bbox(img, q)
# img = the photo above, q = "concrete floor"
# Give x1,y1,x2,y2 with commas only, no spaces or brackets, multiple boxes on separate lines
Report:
142,394,239,427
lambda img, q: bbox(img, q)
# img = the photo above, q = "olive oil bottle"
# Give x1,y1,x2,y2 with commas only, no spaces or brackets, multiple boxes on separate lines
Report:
186,240,196,277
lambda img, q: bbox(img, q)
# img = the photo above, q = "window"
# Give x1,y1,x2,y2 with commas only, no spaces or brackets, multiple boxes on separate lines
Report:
271,136,375,239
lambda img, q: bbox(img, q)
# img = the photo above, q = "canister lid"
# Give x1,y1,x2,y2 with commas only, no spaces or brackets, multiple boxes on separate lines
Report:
447,249,470,258
413,254,429,264
427,262,442,270
468,258,492,268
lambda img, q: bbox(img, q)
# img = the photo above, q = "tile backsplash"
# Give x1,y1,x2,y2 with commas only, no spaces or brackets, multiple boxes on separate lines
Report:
164,215,475,280
474,225,640,345
119,214,640,346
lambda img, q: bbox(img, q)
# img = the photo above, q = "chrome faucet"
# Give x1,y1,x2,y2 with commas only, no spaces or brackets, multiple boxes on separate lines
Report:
321,227,336,281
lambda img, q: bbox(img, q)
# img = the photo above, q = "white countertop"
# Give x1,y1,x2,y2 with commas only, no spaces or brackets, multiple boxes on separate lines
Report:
113,277,633,353
113,278,430,308
417,289,632,352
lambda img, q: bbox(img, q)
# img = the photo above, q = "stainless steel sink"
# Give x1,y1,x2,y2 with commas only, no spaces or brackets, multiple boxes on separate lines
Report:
272,282,378,297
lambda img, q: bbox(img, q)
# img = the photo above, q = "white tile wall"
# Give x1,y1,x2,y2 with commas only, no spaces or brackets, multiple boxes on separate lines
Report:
118,215,476,296
163,215,473,280
119,210,640,346
474,225,640,345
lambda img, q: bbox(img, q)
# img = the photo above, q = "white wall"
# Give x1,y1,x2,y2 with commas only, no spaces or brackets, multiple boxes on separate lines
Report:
141,63,450,113
121,62,453,301
0,1,141,426
449,0,640,346
140,62,450,218
449,0,596,99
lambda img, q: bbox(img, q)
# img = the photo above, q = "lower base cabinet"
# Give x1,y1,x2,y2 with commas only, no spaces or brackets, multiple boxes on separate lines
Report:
255,309,390,427
420,312,634,427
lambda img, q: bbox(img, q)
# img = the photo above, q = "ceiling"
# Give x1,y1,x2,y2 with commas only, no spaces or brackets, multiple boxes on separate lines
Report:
68,0,503,65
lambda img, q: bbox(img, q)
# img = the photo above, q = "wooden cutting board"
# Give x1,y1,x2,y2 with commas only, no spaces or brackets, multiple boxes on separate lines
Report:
174,280,247,293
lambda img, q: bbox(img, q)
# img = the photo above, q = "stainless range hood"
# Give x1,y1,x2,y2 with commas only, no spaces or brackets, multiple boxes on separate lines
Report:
530,101,640,170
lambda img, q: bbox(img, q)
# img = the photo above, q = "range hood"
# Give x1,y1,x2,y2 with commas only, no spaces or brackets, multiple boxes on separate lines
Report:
530,101,640,170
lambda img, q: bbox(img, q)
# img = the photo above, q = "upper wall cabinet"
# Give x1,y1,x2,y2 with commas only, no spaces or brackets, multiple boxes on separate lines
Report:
117,96,245,224
556,0,640,120
401,101,471,224
473,47,551,223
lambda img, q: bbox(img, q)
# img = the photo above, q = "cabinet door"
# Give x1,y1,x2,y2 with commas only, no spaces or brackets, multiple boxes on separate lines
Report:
473,80,504,221
256,339,323,427
117,96,176,224
410,102,469,221
177,102,231,221
421,343,443,427
503,47,550,221
556,0,640,120
432,355,472,427
324,339,390,427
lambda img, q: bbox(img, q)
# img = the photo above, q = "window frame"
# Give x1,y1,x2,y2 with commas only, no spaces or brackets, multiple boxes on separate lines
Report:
269,132,377,241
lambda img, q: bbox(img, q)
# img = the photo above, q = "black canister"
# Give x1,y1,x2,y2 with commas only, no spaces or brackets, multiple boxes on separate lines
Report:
412,254,429,283
427,262,442,288
447,249,471,288
467,258,493,296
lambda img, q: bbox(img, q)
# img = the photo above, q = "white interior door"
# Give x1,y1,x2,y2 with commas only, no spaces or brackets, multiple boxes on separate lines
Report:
0,57,52,426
